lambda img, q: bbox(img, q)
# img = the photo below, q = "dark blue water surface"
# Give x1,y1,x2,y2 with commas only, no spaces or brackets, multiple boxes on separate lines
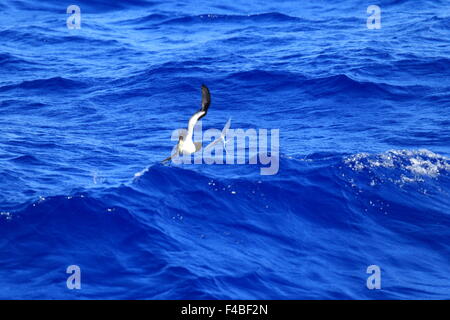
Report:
1,0,450,299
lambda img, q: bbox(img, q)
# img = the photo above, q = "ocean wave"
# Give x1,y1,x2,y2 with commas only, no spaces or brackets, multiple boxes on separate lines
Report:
9,155,44,165
5,149,449,222
155,12,303,26
224,70,425,98
117,13,169,25
1,149,449,298
0,77,89,92
7,0,156,12
0,53,38,67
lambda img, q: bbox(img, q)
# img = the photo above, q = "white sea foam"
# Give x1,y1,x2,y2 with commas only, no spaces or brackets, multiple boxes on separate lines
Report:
0,212,11,221
134,167,149,180
344,149,450,182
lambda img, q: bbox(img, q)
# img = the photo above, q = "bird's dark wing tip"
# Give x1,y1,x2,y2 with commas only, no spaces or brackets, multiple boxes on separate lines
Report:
201,84,211,111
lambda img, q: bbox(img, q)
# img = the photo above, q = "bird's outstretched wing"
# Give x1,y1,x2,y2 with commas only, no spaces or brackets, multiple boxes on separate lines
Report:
161,152,178,163
198,84,211,120
161,134,183,163
188,84,211,133
204,118,231,151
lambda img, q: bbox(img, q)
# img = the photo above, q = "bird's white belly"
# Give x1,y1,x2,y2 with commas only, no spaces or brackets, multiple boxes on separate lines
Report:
181,140,196,154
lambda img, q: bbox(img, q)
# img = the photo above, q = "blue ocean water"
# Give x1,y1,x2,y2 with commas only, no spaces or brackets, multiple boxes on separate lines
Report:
0,0,449,299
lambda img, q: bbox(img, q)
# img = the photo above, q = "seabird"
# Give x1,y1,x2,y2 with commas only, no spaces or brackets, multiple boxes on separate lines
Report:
162,84,211,163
